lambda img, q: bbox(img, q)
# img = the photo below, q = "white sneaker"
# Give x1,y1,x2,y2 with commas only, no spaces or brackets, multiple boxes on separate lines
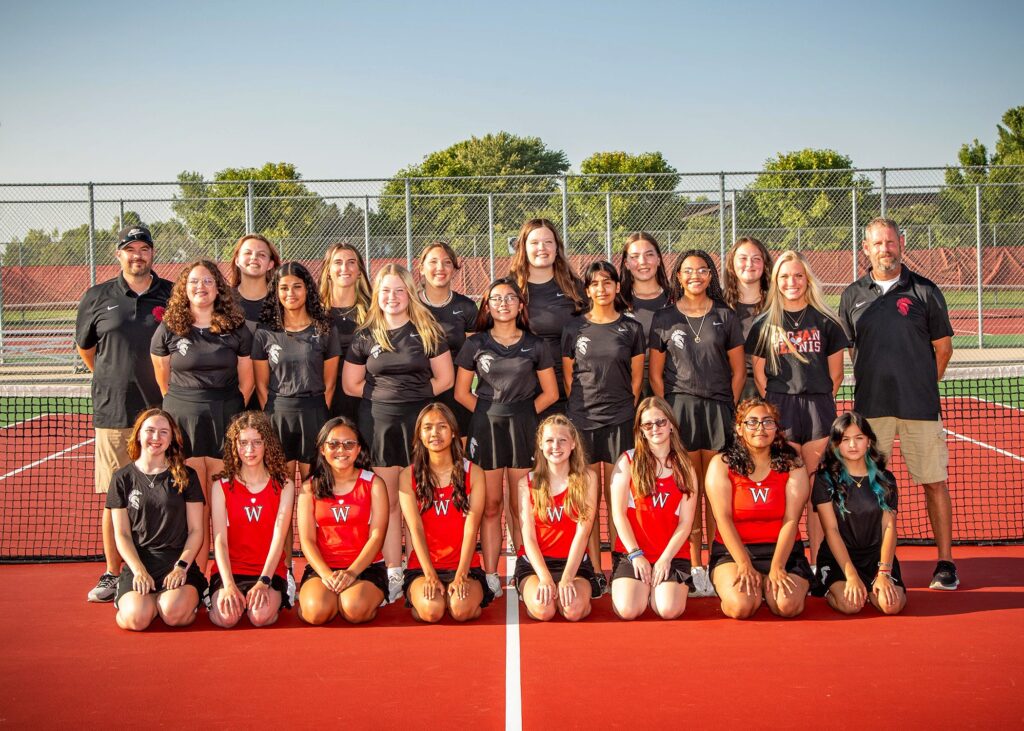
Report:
387,570,404,604
286,568,297,606
485,572,503,599
690,566,715,597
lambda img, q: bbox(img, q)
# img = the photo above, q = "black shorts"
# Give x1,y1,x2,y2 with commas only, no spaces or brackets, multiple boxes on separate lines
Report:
359,399,429,468
163,386,244,459
329,388,361,423
512,554,603,598
467,399,538,470
299,561,389,599
816,544,905,590
538,398,567,420
610,551,693,589
402,566,494,608
577,418,634,465
667,393,733,452
739,376,760,403
208,571,292,609
114,552,208,608
708,540,813,582
266,393,328,464
766,391,836,444
437,387,472,436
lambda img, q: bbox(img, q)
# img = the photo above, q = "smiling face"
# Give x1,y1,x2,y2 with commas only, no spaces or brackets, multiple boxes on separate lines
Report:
737,404,778,450
487,283,522,324
540,424,574,466
277,274,307,312
186,264,217,309
116,241,153,279
777,258,808,305
837,423,870,465
320,424,361,473
625,238,660,283
733,242,765,285
236,238,275,280
378,273,409,316
420,246,455,289
419,409,454,454
525,226,558,270
587,269,619,307
678,255,711,297
235,427,265,468
638,406,673,447
138,415,172,458
863,222,904,278
329,247,362,288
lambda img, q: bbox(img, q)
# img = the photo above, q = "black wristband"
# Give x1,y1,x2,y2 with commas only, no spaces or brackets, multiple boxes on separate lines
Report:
175,559,189,571
257,575,271,586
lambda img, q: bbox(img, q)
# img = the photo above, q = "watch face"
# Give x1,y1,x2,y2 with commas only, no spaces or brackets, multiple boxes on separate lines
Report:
258,576,271,586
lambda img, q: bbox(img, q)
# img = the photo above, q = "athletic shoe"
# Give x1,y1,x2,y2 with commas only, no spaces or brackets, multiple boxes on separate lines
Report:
387,571,404,604
201,586,213,610
87,572,119,602
485,572,504,599
286,568,297,606
689,566,714,597
930,560,960,590
592,572,608,598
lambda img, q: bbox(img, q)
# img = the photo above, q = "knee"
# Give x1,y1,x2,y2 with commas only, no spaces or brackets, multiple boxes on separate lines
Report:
526,601,556,622
772,597,806,619
448,599,481,623
299,597,336,626
116,607,155,631
340,596,378,624
413,601,445,624
208,607,240,628
653,597,686,620
612,596,645,621
248,606,280,627
830,596,863,615
720,595,759,619
483,497,503,520
561,599,591,623
161,603,198,627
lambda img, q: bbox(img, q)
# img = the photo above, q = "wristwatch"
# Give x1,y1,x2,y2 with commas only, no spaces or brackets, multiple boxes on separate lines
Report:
257,575,271,586
175,559,189,571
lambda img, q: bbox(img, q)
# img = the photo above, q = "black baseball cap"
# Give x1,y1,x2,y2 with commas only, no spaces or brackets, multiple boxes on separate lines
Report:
117,225,154,248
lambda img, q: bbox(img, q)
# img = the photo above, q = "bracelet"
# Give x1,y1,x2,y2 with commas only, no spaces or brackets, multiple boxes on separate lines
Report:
627,548,645,562
175,559,189,571
877,561,892,569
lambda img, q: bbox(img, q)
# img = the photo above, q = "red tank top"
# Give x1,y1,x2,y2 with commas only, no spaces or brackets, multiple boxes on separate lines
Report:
407,460,480,571
612,450,688,559
313,469,382,568
715,468,798,545
212,477,287,579
519,474,579,560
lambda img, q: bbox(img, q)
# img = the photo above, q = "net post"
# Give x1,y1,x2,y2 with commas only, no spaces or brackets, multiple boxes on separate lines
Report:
975,184,983,348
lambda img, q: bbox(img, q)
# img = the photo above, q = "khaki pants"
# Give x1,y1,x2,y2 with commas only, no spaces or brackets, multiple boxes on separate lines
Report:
867,417,949,484
94,427,132,494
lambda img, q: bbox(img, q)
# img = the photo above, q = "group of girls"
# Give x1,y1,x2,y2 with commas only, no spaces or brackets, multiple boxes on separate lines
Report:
106,223,906,630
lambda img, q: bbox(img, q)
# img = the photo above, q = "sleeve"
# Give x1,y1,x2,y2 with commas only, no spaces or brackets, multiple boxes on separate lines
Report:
533,335,555,370
182,468,205,504
744,317,766,357
823,314,851,355
838,288,856,345
429,332,450,357
250,328,268,361
885,471,899,512
629,320,646,357
925,284,954,340
455,335,480,370
323,327,342,359
810,472,834,506
235,325,254,357
724,308,745,349
150,322,171,356
105,470,128,509
560,321,577,360
462,298,480,333
648,312,667,352
345,331,369,365
74,289,98,349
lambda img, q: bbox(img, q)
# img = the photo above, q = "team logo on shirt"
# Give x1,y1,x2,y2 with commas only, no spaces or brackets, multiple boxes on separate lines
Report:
331,505,352,522
128,488,141,510
670,331,687,350
818,565,830,584
469,437,478,457
576,336,591,356
478,353,495,373
243,497,263,522
649,492,670,509
749,486,770,503
176,339,192,357
546,505,565,522
433,499,452,516
370,344,383,359
896,297,912,316
268,344,283,364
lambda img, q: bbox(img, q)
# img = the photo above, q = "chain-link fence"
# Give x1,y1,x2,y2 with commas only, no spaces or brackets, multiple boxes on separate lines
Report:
2,166,1023,373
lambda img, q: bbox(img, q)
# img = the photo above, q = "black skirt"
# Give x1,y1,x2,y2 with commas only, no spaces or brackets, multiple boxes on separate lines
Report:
610,551,693,589
578,418,634,465
163,385,244,459
402,567,494,608
816,543,905,590
265,393,328,464
667,393,734,452
299,561,389,599
330,390,361,423
708,540,813,582
766,391,836,444
513,554,602,598
467,399,538,470
114,549,208,607
437,388,472,436
359,399,429,468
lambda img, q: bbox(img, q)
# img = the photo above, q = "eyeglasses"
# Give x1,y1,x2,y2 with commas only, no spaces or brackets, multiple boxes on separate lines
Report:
238,439,264,450
325,439,359,451
488,294,520,305
187,277,215,287
742,418,778,431
681,267,711,277
639,418,670,433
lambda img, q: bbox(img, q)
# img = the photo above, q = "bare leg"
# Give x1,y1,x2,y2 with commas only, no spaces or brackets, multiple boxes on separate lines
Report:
798,439,828,564
338,581,384,624
374,465,404,568
923,480,953,562
186,456,210,572
611,576,650,620
482,469,505,574
101,508,122,575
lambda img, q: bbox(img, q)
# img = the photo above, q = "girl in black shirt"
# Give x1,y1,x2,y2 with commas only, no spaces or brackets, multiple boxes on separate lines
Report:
342,263,454,601
722,237,773,401
151,259,252,569
508,218,584,416
813,411,905,615
319,243,372,422
455,277,559,596
619,232,673,397
418,241,479,434
227,233,281,331
107,408,206,631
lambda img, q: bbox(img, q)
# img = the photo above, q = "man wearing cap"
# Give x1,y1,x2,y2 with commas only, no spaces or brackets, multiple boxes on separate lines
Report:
75,225,173,602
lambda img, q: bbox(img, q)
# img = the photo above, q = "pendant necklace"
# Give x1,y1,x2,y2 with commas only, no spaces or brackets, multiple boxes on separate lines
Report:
685,300,712,344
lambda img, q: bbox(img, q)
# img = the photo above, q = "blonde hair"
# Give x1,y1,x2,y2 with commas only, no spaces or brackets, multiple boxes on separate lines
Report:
755,250,841,374
357,263,444,354
318,243,372,323
530,415,591,523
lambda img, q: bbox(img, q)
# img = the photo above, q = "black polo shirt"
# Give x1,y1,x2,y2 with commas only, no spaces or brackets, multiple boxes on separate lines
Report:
75,272,173,428
838,266,954,420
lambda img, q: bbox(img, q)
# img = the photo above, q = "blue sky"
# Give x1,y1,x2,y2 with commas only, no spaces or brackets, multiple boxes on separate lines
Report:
1,0,1021,182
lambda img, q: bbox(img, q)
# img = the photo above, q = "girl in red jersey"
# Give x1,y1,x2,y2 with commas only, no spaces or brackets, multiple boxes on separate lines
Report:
398,404,492,622
209,412,295,628
609,397,698,620
297,417,389,625
705,398,812,619
515,415,600,622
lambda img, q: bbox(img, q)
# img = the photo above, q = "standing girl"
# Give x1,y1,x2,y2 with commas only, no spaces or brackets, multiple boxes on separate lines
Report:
722,237,773,401
227,233,281,331
319,242,372,422
619,232,673,396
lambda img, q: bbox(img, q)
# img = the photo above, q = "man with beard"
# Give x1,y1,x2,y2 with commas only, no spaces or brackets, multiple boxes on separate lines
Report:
839,217,956,589
76,225,174,601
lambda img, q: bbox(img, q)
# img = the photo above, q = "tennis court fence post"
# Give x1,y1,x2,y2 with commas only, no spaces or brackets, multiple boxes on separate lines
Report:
404,178,413,269
718,172,726,263
605,191,613,259
363,195,371,267
560,175,569,250
880,168,887,218
487,193,495,282
851,186,859,280
0,257,5,365
245,182,255,232
975,184,984,348
87,182,96,287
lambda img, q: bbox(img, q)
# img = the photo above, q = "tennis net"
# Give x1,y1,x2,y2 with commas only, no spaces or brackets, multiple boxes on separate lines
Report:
1,365,1022,561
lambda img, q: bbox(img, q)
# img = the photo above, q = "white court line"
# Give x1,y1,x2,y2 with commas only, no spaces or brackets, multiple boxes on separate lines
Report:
0,437,95,483
944,429,1024,464
505,553,522,731
963,394,1024,415
0,414,50,430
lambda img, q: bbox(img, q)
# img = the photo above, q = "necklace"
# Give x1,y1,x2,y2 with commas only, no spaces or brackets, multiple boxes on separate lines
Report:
135,464,160,489
284,317,313,332
421,288,453,308
784,307,808,331
850,475,867,489
684,301,712,344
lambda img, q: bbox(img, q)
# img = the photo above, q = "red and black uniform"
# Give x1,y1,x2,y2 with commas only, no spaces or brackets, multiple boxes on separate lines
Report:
610,450,692,585
708,468,812,580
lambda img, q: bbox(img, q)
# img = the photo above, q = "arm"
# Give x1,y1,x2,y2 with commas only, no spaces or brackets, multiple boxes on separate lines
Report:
871,508,901,605
454,367,478,412
296,482,333,584
236,356,254,402
518,475,554,604
429,351,455,395
534,368,559,415
609,456,651,584
450,465,486,600
653,463,699,585
164,500,205,590
248,479,296,609
323,356,339,408
932,336,952,381
648,348,666,399
341,360,366,399
767,467,811,598
727,345,746,404
561,356,574,398
751,356,768,398
630,353,644,404
398,468,442,599
111,508,154,594
827,350,844,398
253,360,270,409
77,346,96,372
151,354,171,396
211,480,244,615
704,455,760,595
343,476,389,581
560,470,598,583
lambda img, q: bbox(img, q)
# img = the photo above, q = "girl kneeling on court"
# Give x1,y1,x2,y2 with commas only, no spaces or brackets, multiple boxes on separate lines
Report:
398,404,493,622
209,412,295,628
297,417,389,625
107,409,206,631
705,398,812,619
515,415,600,622
609,397,698,620
813,412,906,615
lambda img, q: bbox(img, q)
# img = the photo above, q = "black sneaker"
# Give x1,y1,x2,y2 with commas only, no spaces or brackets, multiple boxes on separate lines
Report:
929,560,959,591
592,572,608,599
87,572,119,602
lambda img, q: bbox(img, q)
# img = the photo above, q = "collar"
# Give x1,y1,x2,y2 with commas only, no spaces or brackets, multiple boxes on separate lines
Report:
116,270,162,295
863,264,911,291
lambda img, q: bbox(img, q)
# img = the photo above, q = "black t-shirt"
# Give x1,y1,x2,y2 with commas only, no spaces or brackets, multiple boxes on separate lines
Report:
812,470,898,550
745,307,849,395
649,302,745,402
233,288,266,333
525,278,581,400
839,266,954,420
629,291,671,341
252,325,341,398
456,331,554,403
423,292,478,357
733,301,761,379
150,323,253,391
562,315,646,429
330,306,360,359
74,273,173,428
105,463,205,560
345,321,450,402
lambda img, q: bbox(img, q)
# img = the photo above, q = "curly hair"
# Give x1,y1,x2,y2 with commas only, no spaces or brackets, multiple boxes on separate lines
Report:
670,249,725,303
582,260,630,313
308,417,373,500
127,408,190,493
213,411,288,491
819,411,896,518
530,415,592,524
721,398,803,476
630,397,695,499
261,261,332,337
163,260,245,336
722,237,772,312
508,218,584,310
618,232,673,307
473,277,531,333
411,403,470,515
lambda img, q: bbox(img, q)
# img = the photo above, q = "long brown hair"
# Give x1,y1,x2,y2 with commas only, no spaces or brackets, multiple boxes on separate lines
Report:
630,397,694,499
411,403,469,515
318,242,372,322
721,398,803,476
213,411,289,490
618,232,673,307
226,233,281,288
163,260,245,336
530,415,591,523
508,218,583,309
127,408,190,493
308,417,373,500
722,237,772,312
474,277,531,332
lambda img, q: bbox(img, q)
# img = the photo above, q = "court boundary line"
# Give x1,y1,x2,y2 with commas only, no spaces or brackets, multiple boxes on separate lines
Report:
962,394,1024,416
0,414,50,430
0,437,95,483
944,428,1024,464
505,554,522,731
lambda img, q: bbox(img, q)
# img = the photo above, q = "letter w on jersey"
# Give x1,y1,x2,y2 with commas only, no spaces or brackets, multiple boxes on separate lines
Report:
243,505,264,522
748,486,770,503
331,505,352,522
649,492,670,509
433,499,451,516
546,505,565,522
